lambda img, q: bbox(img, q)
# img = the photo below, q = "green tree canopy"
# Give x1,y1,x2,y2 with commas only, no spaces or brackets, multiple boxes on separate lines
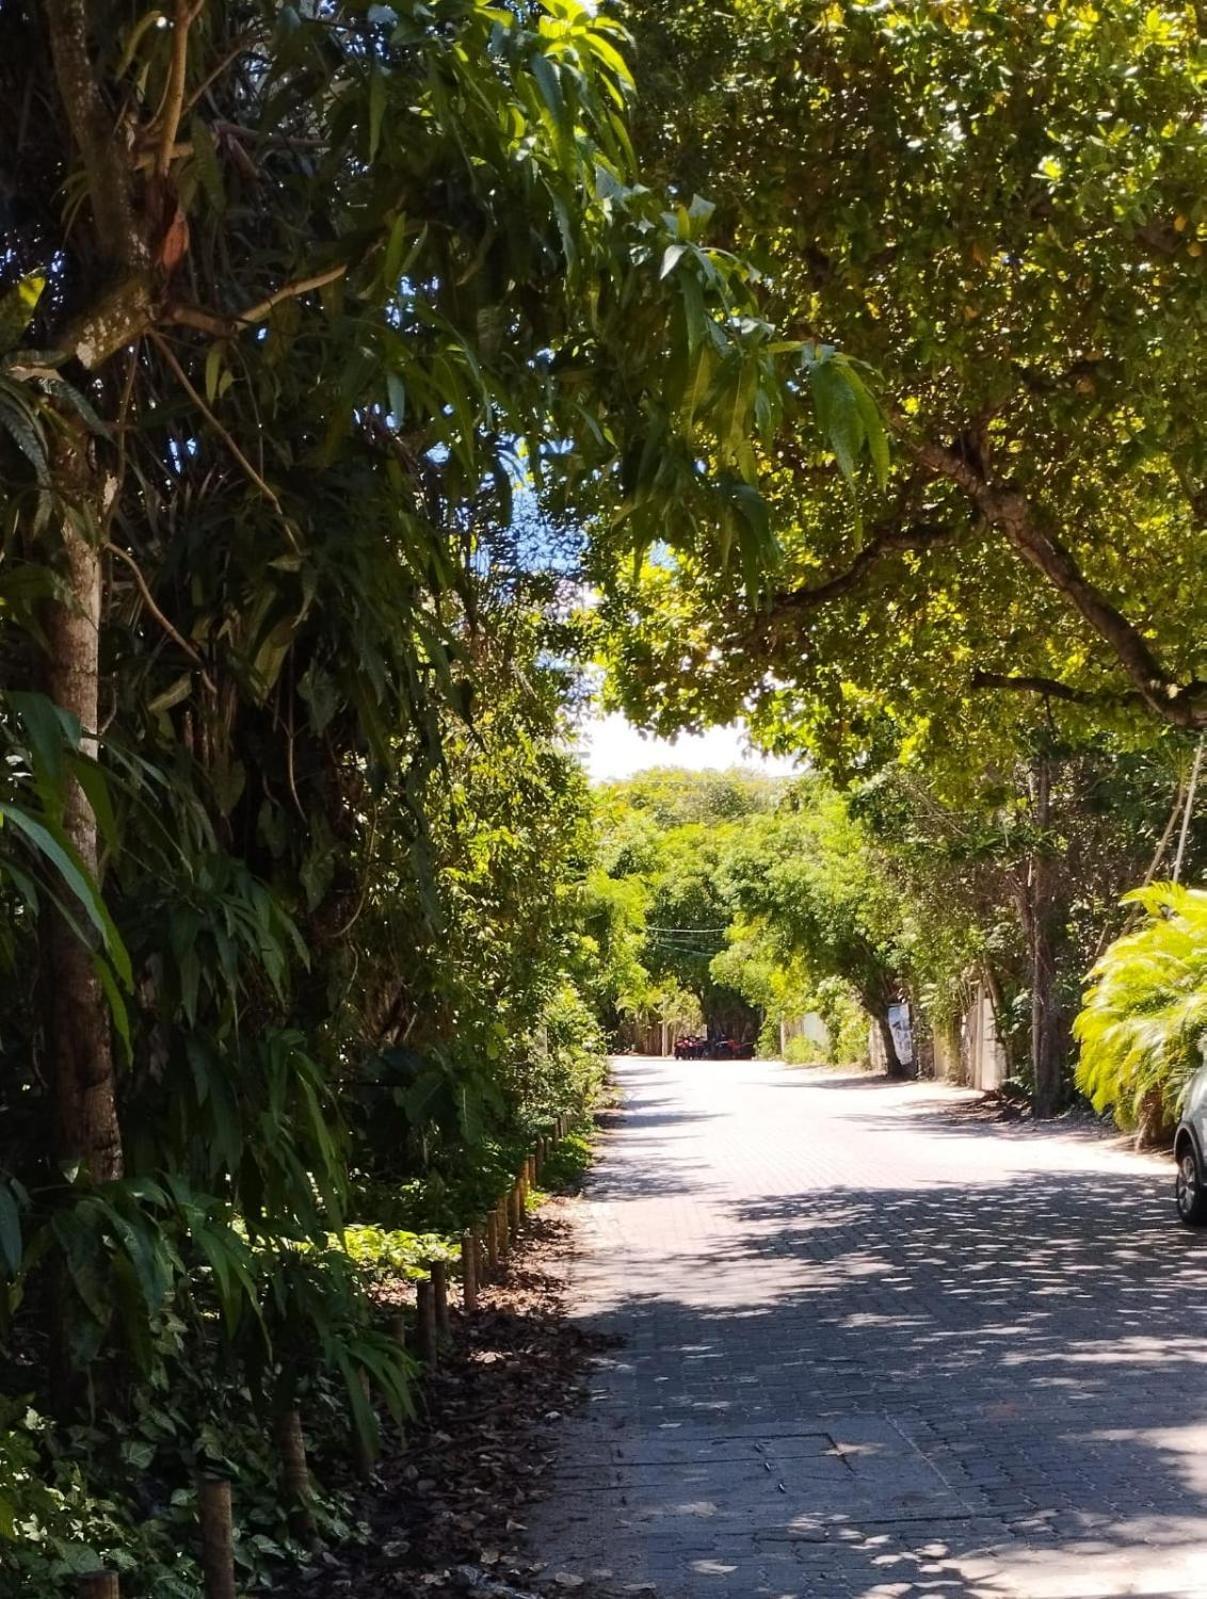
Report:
598,0,1207,768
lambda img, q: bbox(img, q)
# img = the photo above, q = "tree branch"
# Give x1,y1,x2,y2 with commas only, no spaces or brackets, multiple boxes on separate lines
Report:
235,265,347,325
157,0,205,178
108,544,217,693
770,523,954,615
969,671,1144,707
42,0,146,269
164,264,347,337
910,433,1207,730
182,32,259,117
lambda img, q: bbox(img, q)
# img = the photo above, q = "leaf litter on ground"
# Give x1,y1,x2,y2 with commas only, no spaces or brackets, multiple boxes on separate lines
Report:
278,1203,644,1599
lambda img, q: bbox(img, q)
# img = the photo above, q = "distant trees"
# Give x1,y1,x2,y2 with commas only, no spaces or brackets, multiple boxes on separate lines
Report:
718,786,913,1074
591,769,959,1073
591,0,1207,1121
589,768,778,1043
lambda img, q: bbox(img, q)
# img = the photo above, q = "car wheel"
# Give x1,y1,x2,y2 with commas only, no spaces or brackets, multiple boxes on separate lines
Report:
1176,1145,1207,1226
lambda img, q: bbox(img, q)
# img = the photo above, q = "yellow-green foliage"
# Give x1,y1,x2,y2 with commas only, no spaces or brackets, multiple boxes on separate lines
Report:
334,1226,458,1285
1074,883,1207,1126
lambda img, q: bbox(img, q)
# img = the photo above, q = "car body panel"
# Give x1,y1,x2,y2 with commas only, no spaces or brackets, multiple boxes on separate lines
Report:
1176,1059,1207,1161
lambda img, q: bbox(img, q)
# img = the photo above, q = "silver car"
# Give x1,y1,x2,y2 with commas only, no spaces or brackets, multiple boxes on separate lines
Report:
1175,1059,1207,1225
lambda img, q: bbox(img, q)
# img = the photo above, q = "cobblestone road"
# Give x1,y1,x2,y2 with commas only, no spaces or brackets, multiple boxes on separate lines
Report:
529,1058,1207,1598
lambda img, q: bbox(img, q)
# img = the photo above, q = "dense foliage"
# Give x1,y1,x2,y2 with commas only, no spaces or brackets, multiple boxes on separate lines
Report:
0,0,886,1582
2,0,1206,1585
591,0,1207,1118
590,767,972,1073
587,768,781,1046
590,757,1206,1117
1076,884,1207,1131
601,0,1207,756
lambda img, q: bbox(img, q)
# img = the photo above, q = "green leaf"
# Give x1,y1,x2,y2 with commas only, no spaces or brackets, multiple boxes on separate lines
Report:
530,51,565,126
660,242,688,279
0,275,45,355
93,954,132,1060
807,349,863,489
0,1184,22,1278
71,755,120,854
147,673,195,716
0,385,48,484
843,361,890,489
32,375,109,435
0,803,131,985
191,114,225,211
204,343,226,407
369,64,386,161
337,1348,379,1454
10,689,80,796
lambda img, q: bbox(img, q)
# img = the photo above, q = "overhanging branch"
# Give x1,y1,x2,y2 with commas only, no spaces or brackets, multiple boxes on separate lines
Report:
970,671,1147,708
164,264,348,338
909,433,1207,731
770,522,954,615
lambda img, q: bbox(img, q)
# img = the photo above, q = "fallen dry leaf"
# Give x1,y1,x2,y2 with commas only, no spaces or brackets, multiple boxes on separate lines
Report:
276,1207,630,1599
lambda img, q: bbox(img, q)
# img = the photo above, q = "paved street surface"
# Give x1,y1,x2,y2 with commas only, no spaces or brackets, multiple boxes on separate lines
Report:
529,1058,1207,1598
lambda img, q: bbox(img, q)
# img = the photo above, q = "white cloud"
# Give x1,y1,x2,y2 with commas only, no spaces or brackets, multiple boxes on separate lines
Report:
576,712,799,782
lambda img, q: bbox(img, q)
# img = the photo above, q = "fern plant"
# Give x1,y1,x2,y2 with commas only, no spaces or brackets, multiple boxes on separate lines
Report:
1074,882,1207,1126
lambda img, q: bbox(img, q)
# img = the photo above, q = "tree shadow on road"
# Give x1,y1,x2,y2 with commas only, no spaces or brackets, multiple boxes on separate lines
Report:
554,1148,1207,1596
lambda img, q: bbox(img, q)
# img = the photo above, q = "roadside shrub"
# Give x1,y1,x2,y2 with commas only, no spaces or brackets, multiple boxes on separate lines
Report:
1074,882,1207,1127
537,1131,594,1194
511,982,609,1134
783,1034,828,1066
0,1392,361,1597
829,999,871,1068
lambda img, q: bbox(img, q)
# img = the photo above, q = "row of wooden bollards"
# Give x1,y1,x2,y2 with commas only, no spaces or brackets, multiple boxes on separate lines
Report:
75,1117,572,1599
411,1114,569,1368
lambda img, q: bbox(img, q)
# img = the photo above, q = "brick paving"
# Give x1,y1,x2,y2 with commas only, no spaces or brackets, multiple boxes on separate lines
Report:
529,1057,1207,1598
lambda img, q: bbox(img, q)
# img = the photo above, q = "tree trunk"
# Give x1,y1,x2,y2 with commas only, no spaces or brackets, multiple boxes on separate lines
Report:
197,1477,237,1599
979,961,1009,1071
275,1406,316,1547
1134,1087,1173,1150
875,1011,907,1080
76,1576,120,1599
40,460,122,1184
1029,755,1067,1119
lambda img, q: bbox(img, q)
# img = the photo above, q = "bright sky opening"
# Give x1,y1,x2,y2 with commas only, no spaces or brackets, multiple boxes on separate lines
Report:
578,712,800,782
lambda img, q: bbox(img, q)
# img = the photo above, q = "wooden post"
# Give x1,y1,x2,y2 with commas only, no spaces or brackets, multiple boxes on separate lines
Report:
416,1278,437,1367
461,1229,478,1314
77,1577,120,1599
198,1477,236,1599
510,1180,523,1236
496,1194,509,1257
354,1369,375,1480
431,1260,451,1339
485,1210,499,1275
389,1307,407,1348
